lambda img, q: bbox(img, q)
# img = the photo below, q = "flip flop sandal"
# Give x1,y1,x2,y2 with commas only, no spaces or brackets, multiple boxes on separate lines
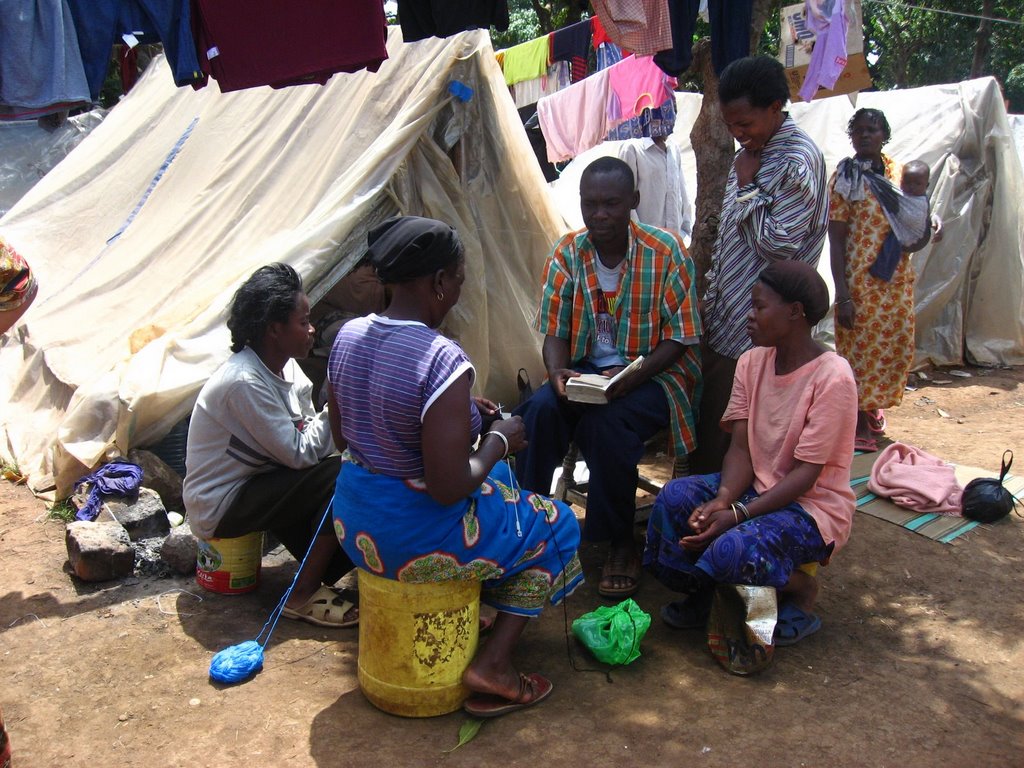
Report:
597,549,641,599
463,673,553,718
282,585,359,628
660,599,710,630
866,409,887,434
773,603,822,647
854,436,879,453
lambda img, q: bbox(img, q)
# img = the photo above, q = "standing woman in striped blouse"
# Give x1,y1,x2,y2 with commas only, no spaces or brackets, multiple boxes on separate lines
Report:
693,56,829,475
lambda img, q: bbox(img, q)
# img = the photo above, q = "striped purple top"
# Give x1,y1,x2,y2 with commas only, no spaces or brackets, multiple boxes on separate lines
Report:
328,314,481,478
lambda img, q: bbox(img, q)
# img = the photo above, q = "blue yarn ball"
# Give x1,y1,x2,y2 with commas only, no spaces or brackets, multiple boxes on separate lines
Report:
209,640,264,684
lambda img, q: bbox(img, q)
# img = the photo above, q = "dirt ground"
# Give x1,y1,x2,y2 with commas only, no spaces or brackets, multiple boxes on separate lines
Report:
1,365,1023,767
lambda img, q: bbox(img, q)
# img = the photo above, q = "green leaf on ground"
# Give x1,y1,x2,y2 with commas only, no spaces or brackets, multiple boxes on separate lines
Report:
443,718,484,753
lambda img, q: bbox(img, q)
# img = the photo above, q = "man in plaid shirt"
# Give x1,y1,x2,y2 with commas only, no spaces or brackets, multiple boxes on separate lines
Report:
514,156,702,599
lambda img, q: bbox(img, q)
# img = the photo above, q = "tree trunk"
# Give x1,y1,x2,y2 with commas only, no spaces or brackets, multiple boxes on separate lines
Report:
529,0,553,33
750,0,778,53
970,0,994,79
687,39,735,294
688,0,776,292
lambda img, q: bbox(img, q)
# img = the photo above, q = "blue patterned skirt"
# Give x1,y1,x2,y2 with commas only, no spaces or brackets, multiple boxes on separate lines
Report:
643,474,832,591
333,457,584,617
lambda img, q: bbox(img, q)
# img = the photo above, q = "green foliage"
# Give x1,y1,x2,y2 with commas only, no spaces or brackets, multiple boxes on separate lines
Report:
862,0,1024,91
47,499,76,523
1006,63,1024,111
491,0,587,47
491,2,543,48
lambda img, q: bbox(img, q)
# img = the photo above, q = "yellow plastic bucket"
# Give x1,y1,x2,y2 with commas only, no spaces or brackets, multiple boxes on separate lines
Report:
357,569,481,717
195,532,263,595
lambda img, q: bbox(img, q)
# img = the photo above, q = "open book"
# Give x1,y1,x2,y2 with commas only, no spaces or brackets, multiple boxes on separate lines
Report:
565,356,645,404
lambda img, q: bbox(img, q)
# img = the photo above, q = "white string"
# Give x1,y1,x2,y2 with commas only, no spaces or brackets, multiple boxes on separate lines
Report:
157,588,204,616
863,0,1024,26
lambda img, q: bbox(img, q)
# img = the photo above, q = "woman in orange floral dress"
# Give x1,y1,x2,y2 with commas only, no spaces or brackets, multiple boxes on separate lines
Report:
828,108,912,450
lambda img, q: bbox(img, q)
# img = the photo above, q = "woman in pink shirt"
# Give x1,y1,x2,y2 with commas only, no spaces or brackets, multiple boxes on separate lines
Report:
643,261,857,645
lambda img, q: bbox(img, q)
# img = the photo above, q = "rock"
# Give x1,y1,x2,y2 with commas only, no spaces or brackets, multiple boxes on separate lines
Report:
65,521,135,582
160,520,198,576
127,449,184,512
103,487,170,541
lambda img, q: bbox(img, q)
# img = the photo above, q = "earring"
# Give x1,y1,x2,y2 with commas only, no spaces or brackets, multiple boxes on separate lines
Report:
436,291,445,302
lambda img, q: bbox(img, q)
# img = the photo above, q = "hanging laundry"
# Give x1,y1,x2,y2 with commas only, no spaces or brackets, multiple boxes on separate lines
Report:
799,0,849,102
607,55,675,122
500,35,550,87
537,67,612,163
513,62,571,109
591,15,615,50
655,0,752,77
398,0,509,42
550,19,592,83
0,0,91,119
66,0,204,101
191,0,387,93
590,0,672,56
598,43,676,141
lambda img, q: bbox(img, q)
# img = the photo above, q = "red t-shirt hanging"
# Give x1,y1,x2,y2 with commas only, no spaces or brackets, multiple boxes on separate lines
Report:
191,0,388,92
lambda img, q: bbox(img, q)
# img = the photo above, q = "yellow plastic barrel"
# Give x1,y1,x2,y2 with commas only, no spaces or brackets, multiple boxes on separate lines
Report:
195,532,263,595
357,569,481,717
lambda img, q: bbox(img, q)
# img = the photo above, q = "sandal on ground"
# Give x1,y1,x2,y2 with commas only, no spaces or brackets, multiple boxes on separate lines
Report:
854,436,879,453
866,409,887,434
282,585,359,628
463,673,553,718
598,547,641,599
660,599,710,630
773,602,822,647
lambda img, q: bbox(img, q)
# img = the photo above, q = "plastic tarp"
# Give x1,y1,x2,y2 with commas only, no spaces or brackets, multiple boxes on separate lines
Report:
550,77,1024,369
0,109,106,217
0,28,565,496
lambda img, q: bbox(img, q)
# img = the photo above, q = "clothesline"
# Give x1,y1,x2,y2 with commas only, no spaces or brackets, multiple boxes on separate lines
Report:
862,0,1024,26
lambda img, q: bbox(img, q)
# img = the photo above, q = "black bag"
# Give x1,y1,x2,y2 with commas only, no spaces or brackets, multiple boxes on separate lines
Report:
961,450,1018,523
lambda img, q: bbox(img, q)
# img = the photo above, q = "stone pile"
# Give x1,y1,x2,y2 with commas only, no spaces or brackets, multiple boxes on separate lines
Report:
65,449,197,582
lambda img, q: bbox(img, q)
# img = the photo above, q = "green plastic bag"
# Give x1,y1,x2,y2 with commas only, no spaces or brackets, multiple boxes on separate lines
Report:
571,598,652,665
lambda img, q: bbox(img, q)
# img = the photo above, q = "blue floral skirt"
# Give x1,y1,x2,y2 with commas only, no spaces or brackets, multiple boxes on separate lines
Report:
643,474,832,591
333,457,583,617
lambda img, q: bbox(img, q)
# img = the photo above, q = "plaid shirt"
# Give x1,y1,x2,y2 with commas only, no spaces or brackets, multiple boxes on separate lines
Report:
535,221,702,454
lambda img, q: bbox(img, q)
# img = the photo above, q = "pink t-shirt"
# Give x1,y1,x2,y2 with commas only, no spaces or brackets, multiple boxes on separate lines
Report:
721,347,858,552
606,54,674,121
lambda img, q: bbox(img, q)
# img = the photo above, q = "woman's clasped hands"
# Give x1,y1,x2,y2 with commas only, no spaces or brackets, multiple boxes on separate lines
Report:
680,496,738,551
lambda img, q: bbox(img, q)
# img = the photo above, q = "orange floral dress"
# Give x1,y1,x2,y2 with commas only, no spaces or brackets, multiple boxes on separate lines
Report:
829,154,912,411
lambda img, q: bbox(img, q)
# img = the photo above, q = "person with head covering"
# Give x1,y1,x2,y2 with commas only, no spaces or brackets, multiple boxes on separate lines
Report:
513,156,702,602
184,263,358,628
328,216,583,718
829,108,934,451
644,262,857,646
0,236,38,335
693,55,829,475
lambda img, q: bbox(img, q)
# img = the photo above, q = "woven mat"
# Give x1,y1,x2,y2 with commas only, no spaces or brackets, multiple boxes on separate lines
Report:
849,450,1023,544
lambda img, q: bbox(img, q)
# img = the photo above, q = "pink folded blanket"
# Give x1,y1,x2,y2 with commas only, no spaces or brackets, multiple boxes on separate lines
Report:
867,442,964,515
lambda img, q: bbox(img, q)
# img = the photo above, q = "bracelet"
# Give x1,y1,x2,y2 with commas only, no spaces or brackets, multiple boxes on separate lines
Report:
730,503,740,525
734,500,751,521
486,430,509,459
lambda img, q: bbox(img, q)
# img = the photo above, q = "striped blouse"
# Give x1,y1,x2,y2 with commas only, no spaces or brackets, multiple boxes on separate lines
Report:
535,221,702,454
703,115,828,360
328,315,481,478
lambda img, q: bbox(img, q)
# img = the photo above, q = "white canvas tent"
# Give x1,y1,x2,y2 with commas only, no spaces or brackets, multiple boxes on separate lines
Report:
0,29,564,496
551,77,1024,368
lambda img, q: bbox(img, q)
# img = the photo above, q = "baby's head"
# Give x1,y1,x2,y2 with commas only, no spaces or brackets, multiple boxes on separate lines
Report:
901,160,930,196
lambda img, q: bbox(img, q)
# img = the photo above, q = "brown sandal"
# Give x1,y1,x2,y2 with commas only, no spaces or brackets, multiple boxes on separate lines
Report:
598,546,641,598
463,673,553,718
